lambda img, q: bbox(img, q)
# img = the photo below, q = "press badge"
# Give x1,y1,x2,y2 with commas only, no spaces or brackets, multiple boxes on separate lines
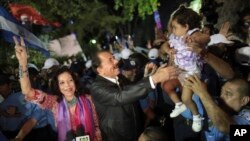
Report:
75,135,90,141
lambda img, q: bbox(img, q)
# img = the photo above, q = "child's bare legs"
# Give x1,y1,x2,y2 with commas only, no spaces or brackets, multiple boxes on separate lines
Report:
163,79,181,103
163,79,187,118
182,87,203,132
181,87,198,115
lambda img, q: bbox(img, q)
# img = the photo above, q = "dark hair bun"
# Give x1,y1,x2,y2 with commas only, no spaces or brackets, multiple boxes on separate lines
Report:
179,5,187,10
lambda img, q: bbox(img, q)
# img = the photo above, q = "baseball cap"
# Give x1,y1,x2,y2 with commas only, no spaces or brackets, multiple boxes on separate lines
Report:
148,48,159,59
120,59,136,70
121,49,132,59
208,34,233,46
85,60,92,69
42,58,60,69
235,46,250,66
28,63,39,77
28,63,39,71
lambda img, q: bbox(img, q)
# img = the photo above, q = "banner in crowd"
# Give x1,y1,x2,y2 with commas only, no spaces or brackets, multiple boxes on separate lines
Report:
0,6,49,56
8,3,61,27
48,34,83,57
153,10,165,40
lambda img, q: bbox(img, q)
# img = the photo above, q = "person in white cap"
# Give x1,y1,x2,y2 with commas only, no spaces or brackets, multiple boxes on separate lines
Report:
41,58,60,79
42,58,60,70
148,48,159,60
85,60,92,69
235,46,250,66
28,63,41,90
28,63,39,72
40,58,60,91
235,46,250,81
148,48,164,67
120,48,133,60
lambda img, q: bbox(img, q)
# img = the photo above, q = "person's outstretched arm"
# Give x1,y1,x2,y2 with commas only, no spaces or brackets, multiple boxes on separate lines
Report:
203,52,234,79
187,42,234,79
10,118,37,141
185,75,233,133
191,32,210,47
14,36,35,97
91,66,181,106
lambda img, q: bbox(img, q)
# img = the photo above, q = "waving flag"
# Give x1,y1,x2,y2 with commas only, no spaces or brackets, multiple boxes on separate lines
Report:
154,10,162,30
0,6,49,56
153,10,166,40
9,3,61,27
48,34,82,57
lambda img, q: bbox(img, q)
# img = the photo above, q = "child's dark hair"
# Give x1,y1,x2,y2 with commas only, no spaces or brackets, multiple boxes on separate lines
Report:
171,5,202,29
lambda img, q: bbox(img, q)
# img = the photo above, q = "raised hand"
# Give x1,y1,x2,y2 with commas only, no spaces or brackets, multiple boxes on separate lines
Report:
152,65,182,84
219,21,230,37
184,35,195,44
13,36,28,65
186,42,203,54
185,35,201,53
144,63,158,77
184,75,207,96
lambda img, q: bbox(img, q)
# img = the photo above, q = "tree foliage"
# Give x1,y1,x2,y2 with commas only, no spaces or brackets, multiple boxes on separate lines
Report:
0,40,46,71
6,0,124,43
0,0,127,67
0,0,160,67
115,0,159,21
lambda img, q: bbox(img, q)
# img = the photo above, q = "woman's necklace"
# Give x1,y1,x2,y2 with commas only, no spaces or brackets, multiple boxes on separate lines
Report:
66,96,77,107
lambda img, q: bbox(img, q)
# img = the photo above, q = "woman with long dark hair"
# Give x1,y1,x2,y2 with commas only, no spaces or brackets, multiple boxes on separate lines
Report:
14,36,101,141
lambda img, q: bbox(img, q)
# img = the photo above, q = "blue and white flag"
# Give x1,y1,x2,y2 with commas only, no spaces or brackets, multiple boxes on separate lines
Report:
0,6,49,56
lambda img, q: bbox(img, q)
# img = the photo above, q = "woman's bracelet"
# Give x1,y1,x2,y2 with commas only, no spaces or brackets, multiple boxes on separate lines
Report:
19,65,29,79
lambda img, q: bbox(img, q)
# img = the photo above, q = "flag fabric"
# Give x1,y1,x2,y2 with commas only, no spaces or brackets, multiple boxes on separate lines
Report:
153,10,166,40
9,3,61,27
48,34,82,57
0,6,49,56
154,10,162,30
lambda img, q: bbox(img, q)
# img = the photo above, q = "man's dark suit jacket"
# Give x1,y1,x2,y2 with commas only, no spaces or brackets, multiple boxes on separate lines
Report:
91,75,153,141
